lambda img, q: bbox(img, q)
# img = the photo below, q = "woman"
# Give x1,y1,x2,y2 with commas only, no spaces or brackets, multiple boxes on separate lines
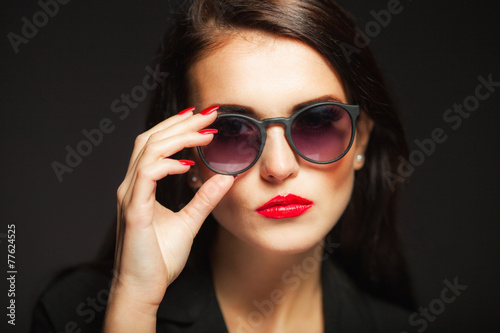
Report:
32,0,425,332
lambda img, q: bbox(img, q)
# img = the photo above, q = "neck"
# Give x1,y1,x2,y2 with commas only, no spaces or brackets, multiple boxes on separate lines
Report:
211,226,324,332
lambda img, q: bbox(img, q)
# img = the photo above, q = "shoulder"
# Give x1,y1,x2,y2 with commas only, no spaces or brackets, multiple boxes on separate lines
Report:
31,261,226,333
322,259,436,333
31,264,112,333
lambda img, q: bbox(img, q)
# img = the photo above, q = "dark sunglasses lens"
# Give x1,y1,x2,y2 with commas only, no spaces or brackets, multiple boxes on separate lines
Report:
291,104,353,162
200,116,261,173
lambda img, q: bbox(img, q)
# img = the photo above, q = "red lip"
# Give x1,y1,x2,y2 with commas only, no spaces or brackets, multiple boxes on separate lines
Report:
256,194,313,219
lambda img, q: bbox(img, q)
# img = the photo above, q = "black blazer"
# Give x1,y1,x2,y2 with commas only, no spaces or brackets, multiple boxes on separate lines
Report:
31,253,426,333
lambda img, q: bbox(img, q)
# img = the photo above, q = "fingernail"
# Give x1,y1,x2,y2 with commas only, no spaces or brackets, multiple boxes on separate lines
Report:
198,129,218,135
200,105,219,115
179,159,195,166
177,106,195,115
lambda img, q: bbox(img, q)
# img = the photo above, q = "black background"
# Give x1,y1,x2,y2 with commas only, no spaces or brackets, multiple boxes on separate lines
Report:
1,0,499,332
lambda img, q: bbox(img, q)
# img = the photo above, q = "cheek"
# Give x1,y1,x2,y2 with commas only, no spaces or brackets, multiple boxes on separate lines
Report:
308,146,356,187
310,158,356,213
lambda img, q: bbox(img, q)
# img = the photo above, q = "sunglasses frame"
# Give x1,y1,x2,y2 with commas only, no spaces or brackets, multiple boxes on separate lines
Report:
197,102,360,175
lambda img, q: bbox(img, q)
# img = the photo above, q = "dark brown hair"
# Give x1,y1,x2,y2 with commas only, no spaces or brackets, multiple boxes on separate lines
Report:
141,0,414,310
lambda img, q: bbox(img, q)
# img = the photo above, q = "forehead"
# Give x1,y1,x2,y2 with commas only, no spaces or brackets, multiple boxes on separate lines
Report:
188,31,347,118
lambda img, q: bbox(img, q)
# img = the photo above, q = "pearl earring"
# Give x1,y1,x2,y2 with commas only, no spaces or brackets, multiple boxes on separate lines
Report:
356,154,364,162
191,176,198,183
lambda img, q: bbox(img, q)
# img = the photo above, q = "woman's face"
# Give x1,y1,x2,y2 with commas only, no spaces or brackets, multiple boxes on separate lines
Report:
189,31,371,254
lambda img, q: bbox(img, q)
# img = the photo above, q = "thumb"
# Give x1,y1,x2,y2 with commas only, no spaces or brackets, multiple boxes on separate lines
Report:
178,174,234,236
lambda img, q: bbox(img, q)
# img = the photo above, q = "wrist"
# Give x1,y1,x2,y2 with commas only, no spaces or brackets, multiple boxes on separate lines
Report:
103,285,160,333
109,271,168,307
108,280,163,315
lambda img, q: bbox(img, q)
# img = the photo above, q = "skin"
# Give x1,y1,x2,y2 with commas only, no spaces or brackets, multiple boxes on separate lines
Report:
104,31,372,333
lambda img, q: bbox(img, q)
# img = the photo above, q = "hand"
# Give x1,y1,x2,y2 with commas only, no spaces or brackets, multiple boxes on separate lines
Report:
109,105,233,310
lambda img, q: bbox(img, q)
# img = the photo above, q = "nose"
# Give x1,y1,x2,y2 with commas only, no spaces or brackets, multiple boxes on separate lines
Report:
259,125,300,182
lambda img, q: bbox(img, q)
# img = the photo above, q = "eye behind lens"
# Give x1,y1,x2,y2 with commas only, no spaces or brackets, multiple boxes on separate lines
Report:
200,115,262,174
291,104,352,163
215,117,251,136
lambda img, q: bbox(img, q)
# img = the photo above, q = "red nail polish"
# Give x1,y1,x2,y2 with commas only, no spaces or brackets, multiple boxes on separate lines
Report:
198,129,218,135
177,106,195,115
179,159,195,166
200,105,219,115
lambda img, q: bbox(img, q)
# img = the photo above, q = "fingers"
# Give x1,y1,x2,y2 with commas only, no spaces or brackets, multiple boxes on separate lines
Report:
119,106,218,208
178,174,235,236
117,105,222,232
127,107,194,167
136,130,213,168
119,129,215,208
128,107,218,175
126,159,194,216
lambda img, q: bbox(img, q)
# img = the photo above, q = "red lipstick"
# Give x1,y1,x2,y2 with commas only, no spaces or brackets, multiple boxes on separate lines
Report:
256,194,313,219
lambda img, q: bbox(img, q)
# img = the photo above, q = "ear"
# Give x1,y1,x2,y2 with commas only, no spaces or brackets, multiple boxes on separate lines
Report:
353,111,374,170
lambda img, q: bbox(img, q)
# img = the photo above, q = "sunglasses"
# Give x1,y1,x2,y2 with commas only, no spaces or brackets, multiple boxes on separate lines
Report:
197,102,360,175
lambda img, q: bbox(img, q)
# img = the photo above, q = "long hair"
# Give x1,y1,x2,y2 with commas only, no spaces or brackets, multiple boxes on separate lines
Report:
129,0,414,310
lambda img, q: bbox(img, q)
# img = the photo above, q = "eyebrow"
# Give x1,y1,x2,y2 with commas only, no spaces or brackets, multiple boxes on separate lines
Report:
216,95,343,117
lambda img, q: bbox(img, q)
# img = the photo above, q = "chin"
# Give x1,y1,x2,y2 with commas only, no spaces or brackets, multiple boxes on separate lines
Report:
220,214,336,256
266,224,334,253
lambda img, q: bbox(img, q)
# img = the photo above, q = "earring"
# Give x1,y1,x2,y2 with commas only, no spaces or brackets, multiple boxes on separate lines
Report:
191,176,198,183
356,154,364,162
